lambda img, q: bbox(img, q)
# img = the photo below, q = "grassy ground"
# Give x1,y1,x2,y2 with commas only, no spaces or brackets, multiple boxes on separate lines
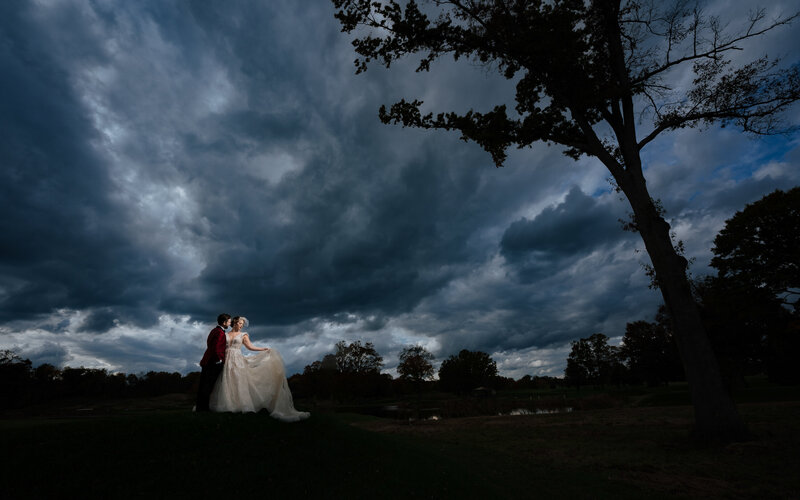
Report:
1,387,798,499
356,402,800,499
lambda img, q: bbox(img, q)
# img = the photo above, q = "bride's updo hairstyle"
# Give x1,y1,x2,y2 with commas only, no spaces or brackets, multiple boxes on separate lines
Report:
231,316,249,329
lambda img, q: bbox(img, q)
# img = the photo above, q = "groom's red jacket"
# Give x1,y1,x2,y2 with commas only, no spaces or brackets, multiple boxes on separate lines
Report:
199,325,226,367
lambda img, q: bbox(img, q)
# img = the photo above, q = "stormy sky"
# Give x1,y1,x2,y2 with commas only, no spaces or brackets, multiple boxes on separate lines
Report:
1,0,799,378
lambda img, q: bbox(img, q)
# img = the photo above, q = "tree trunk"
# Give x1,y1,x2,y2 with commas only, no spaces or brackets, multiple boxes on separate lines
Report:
594,3,747,441
623,172,748,442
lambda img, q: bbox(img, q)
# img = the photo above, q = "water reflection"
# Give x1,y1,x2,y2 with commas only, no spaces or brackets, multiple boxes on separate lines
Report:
504,407,573,416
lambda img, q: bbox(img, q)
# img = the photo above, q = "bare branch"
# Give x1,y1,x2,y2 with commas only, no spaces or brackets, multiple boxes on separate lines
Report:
631,10,799,85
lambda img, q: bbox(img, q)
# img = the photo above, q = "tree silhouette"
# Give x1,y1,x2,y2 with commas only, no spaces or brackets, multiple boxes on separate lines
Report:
296,344,390,400
706,188,800,384
565,333,624,388
0,350,219,408
334,340,384,374
33,363,62,400
711,187,800,312
398,345,435,417
0,350,32,408
564,339,592,390
397,345,435,383
619,314,682,387
695,276,789,386
296,354,339,399
331,0,800,440
438,349,498,394
515,374,562,390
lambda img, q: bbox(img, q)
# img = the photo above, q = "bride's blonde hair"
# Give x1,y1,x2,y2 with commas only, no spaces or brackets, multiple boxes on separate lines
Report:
231,316,248,329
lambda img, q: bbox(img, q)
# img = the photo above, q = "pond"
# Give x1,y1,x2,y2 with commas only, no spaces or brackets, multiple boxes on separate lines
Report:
503,407,573,416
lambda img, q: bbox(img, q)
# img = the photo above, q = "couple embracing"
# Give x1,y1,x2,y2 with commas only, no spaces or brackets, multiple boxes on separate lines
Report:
195,313,309,422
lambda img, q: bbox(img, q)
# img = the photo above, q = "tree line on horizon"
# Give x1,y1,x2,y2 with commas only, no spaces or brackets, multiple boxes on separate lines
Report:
0,343,561,410
0,352,201,410
1,188,797,409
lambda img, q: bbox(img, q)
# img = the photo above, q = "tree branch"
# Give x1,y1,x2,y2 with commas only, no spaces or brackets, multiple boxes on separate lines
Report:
630,11,799,86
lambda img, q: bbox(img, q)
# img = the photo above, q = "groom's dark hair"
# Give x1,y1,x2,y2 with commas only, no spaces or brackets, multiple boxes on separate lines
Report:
217,313,232,326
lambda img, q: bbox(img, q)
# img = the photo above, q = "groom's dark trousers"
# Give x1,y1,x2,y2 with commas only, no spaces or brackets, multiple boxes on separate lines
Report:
195,325,227,412
195,362,223,411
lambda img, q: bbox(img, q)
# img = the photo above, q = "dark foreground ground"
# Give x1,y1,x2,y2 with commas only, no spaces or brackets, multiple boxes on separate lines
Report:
1,388,798,499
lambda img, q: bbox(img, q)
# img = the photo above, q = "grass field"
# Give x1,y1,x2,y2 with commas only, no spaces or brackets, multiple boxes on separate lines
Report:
1,387,799,499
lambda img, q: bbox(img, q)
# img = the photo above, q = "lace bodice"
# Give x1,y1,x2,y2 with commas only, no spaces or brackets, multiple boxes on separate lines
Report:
226,333,245,349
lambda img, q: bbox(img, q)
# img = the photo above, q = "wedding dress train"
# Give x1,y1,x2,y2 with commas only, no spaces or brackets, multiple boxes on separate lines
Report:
210,333,309,422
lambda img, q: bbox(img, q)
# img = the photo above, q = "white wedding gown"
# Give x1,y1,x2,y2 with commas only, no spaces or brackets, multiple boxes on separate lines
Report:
209,333,310,422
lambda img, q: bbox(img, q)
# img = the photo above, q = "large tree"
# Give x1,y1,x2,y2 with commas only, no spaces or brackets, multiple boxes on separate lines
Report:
397,345,435,383
564,333,624,388
707,187,800,383
694,275,788,385
619,315,682,387
711,187,800,312
334,340,384,374
332,0,800,440
438,349,498,393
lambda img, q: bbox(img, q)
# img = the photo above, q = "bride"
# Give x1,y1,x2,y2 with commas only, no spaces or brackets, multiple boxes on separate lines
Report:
210,316,309,422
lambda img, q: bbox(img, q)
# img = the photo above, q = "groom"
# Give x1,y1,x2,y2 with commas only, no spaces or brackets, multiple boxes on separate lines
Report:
195,313,232,412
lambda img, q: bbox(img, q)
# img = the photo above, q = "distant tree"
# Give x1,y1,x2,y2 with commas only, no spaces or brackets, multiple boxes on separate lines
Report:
564,339,592,390
296,345,389,400
438,349,498,394
703,189,800,384
397,345,435,383
60,367,107,398
0,350,33,408
183,371,201,394
515,374,562,390
303,360,322,375
588,333,622,386
0,354,202,406
711,187,800,312
619,313,682,387
295,354,339,399
699,189,800,384
334,340,384,374
493,375,516,391
332,0,800,441
304,354,339,375
126,373,140,391
1,349,26,365
694,276,788,386
137,371,185,396
564,333,624,388
34,363,61,383
516,374,534,389
33,363,62,401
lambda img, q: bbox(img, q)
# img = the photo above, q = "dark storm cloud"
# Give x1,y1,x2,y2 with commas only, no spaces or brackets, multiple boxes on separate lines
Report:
500,187,633,283
195,139,500,327
422,242,661,355
0,0,617,345
150,0,569,330
77,306,163,334
0,1,175,329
